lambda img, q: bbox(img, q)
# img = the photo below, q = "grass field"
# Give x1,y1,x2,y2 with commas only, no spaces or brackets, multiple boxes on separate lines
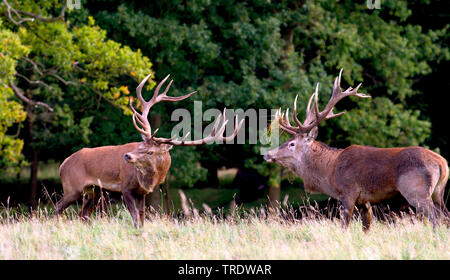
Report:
0,205,449,260
0,164,449,260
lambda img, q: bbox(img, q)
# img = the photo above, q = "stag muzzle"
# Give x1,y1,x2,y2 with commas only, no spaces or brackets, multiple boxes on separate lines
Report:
263,150,276,163
124,153,135,163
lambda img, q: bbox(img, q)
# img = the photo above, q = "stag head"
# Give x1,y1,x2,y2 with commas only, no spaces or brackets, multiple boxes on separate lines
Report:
264,69,370,170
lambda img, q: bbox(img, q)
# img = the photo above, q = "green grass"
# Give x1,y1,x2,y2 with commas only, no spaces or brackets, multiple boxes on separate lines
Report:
0,206,448,260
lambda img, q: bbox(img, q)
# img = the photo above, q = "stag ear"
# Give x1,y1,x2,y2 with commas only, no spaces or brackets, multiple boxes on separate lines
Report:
144,136,157,146
306,126,318,141
165,144,173,151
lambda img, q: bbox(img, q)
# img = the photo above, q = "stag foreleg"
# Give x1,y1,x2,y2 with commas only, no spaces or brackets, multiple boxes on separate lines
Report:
137,194,146,227
163,181,171,216
361,202,373,233
123,190,139,228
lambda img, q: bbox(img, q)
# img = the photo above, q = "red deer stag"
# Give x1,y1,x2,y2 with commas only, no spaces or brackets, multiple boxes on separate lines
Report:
264,69,449,231
57,74,243,227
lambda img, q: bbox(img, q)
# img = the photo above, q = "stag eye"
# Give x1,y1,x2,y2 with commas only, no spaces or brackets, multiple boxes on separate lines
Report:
289,142,295,147
148,151,154,155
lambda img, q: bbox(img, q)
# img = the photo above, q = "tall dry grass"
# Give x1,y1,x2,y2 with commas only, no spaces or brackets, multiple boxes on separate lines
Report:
0,202,448,260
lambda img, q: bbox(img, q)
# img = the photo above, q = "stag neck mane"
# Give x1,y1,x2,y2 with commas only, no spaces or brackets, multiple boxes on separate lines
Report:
295,141,343,196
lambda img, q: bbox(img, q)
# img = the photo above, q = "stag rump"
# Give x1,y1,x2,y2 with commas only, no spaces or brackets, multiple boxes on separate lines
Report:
57,73,243,227
264,69,449,231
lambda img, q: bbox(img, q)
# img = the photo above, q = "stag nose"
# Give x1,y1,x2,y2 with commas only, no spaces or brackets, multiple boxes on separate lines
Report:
124,153,132,163
263,154,271,162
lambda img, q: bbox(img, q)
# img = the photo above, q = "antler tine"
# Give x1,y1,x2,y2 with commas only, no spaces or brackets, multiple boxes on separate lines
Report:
275,108,298,135
305,91,315,118
151,128,160,138
285,108,291,125
278,122,298,135
302,83,320,127
132,114,151,137
136,73,155,117
333,68,343,96
223,116,244,142
293,95,303,128
130,73,154,137
129,98,148,128
313,83,321,118
208,107,228,139
282,108,299,132
149,74,171,105
136,73,153,101
152,108,243,146
210,108,224,137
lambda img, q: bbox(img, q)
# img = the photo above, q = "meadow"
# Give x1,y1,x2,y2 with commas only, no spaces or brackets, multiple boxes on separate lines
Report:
0,204,448,260
1,163,449,260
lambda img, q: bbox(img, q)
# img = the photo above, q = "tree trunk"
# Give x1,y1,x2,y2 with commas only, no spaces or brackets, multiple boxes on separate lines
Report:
147,186,161,213
280,25,296,74
163,173,171,215
267,166,281,211
206,165,220,188
268,184,281,211
27,101,38,211
29,150,39,210
196,162,220,188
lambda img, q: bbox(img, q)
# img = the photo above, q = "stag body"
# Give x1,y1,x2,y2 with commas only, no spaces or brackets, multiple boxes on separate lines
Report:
58,142,171,224
57,74,243,227
264,70,449,231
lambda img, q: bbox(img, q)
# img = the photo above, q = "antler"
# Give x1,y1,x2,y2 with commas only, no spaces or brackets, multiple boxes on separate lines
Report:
130,73,244,146
130,73,196,138
278,69,371,135
153,108,244,146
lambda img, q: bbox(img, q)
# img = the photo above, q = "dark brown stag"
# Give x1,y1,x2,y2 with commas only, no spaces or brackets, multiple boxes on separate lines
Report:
264,69,449,231
57,74,243,227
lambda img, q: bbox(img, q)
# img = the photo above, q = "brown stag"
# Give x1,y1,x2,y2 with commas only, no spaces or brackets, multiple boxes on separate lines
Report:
57,74,243,227
264,69,449,231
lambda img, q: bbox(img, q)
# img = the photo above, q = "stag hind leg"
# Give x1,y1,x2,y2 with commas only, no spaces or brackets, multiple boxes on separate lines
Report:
397,169,440,227
340,199,356,230
56,169,86,216
431,165,450,225
56,191,82,216
79,187,97,221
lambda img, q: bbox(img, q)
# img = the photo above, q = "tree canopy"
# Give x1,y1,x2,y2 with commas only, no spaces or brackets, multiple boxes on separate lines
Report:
79,0,448,183
0,0,448,195
0,0,154,169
